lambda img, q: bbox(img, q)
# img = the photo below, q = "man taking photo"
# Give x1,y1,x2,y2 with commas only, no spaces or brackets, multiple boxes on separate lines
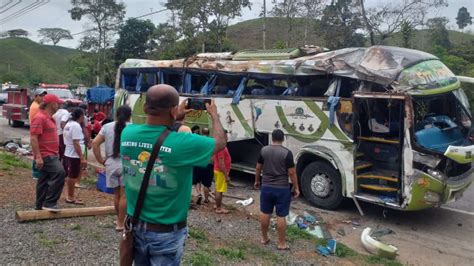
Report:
120,84,226,265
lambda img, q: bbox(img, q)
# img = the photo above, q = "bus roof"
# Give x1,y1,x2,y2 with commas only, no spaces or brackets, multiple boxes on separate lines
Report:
118,46,438,87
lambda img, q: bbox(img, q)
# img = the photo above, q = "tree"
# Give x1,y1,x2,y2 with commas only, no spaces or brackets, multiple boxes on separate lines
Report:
114,19,155,63
427,17,451,49
38,28,73,46
400,20,413,48
358,0,448,45
7,29,28,38
270,0,302,48
456,7,472,31
319,0,364,49
166,0,251,52
69,0,126,85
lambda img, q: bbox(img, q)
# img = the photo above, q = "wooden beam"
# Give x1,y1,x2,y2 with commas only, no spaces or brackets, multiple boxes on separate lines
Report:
16,206,115,222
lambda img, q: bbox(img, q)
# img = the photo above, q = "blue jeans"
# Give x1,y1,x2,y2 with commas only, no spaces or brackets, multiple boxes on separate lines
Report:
133,224,188,266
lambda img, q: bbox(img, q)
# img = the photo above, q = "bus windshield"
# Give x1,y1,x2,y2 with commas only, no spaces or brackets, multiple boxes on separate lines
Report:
412,89,471,153
398,60,458,90
46,89,74,100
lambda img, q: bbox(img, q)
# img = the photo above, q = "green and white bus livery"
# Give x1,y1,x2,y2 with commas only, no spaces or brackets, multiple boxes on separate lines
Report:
114,46,473,211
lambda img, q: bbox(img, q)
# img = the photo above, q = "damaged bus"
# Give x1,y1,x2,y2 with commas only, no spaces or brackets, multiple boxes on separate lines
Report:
114,46,473,211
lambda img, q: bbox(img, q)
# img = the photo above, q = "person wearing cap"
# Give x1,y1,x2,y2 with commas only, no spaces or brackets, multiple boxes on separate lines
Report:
29,89,47,123
30,94,66,212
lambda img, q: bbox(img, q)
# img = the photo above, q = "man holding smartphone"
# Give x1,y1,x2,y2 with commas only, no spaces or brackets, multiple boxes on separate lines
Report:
254,129,300,250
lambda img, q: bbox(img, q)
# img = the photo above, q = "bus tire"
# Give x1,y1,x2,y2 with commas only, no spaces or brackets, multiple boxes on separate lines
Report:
301,161,343,210
11,120,24,128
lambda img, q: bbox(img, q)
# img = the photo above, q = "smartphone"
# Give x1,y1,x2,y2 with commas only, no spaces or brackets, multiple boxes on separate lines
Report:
187,98,211,110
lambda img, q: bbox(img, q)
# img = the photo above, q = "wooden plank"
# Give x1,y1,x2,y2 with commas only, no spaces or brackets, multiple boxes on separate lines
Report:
16,206,115,223
357,175,399,183
360,184,398,192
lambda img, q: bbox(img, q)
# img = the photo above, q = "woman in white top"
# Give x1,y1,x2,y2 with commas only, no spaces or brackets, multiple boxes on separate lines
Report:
92,105,131,231
62,108,86,205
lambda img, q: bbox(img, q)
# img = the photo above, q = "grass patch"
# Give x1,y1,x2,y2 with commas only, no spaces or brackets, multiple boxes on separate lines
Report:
0,152,30,169
189,251,213,265
87,232,103,241
188,227,208,242
37,234,60,248
286,225,314,242
365,255,403,266
216,247,245,260
81,176,97,187
236,242,279,262
67,223,82,231
335,243,358,258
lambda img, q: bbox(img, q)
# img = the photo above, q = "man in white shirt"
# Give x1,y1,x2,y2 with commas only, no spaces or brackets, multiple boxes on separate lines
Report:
52,101,70,161
62,107,87,205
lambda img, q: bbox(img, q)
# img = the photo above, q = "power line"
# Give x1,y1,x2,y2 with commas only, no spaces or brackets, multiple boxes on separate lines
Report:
0,0,22,15
0,0,50,25
0,0,14,11
0,0,41,23
71,7,168,36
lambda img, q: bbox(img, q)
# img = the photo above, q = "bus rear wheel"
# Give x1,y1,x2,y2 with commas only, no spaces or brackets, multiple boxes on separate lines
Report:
301,161,343,210
10,119,24,128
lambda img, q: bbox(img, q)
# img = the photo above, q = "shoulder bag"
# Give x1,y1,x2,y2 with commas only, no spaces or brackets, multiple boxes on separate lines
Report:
119,129,171,266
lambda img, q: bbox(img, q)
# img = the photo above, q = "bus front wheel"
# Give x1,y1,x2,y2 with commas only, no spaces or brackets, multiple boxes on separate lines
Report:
301,161,343,210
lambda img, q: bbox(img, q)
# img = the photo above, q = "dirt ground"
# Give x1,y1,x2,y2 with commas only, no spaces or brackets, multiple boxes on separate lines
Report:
0,150,402,265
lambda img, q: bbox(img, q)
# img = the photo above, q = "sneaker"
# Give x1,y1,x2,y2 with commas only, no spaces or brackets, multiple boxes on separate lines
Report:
42,205,60,213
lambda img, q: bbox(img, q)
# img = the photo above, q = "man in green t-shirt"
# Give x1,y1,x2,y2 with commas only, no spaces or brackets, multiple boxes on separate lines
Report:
120,84,226,265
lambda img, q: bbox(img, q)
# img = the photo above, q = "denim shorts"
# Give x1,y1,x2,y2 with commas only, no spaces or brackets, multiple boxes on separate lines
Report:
133,224,188,266
260,186,291,217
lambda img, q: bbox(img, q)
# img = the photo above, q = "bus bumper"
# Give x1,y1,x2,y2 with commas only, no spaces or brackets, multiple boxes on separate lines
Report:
405,168,474,211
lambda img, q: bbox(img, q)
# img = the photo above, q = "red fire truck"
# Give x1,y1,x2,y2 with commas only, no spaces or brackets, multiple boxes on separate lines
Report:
2,83,82,127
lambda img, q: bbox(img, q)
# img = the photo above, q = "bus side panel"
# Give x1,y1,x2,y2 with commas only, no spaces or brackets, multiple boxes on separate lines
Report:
252,98,354,196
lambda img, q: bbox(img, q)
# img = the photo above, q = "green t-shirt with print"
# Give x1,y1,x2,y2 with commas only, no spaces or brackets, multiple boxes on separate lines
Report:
120,124,215,224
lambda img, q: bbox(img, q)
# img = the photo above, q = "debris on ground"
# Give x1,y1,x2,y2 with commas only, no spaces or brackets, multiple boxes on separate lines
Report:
361,227,398,259
235,197,253,206
371,227,395,239
307,225,324,238
316,239,337,256
337,228,346,237
5,142,20,151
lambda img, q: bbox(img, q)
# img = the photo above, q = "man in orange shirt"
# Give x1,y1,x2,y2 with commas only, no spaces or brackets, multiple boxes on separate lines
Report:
30,89,47,179
29,89,47,122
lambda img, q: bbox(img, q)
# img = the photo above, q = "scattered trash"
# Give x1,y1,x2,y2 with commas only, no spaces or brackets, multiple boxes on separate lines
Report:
235,197,253,206
286,211,298,225
307,226,324,238
296,217,308,229
352,220,361,226
316,239,337,256
16,148,31,155
337,228,346,237
5,142,20,151
361,227,398,259
303,211,317,224
371,228,395,239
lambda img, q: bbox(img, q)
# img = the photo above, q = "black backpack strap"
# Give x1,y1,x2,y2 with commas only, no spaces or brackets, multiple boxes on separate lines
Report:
130,129,171,225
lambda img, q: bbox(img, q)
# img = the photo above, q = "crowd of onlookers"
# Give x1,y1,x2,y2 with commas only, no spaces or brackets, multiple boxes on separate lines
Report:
29,84,299,265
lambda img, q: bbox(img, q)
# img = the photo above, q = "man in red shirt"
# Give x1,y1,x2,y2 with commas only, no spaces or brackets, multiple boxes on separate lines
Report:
213,130,231,214
30,94,66,212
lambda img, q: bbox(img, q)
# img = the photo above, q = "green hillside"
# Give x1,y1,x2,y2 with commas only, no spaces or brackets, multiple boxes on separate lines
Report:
0,37,80,86
227,17,474,52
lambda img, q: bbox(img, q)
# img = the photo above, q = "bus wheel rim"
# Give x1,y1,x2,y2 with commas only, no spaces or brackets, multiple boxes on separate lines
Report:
311,174,330,197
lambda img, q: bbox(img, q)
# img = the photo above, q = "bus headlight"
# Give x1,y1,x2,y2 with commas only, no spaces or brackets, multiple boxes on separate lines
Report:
427,168,446,181
424,191,441,203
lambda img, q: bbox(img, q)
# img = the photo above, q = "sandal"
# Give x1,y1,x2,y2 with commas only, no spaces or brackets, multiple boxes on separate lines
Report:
277,245,290,251
261,239,270,245
115,227,124,232
215,209,230,214
65,199,84,205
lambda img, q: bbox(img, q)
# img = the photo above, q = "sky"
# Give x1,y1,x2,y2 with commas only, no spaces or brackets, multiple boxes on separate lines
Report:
0,0,472,49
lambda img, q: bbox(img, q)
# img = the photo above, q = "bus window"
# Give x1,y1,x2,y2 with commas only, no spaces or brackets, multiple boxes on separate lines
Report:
122,73,138,92
183,73,212,94
138,72,158,92
211,75,241,96
296,76,330,97
243,78,288,96
161,71,183,91
338,77,360,98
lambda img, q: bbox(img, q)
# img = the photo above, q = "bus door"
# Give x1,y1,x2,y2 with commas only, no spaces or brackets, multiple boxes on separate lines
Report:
353,93,406,206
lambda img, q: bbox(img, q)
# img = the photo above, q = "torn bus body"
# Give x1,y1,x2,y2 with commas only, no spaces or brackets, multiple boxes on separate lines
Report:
114,45,473,211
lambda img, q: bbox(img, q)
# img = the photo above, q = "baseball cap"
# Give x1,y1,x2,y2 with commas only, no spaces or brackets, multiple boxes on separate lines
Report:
34,88,47,96
43,94,64,104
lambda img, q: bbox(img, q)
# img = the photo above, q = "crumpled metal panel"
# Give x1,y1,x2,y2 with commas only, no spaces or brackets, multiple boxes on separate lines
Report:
118,46,438,86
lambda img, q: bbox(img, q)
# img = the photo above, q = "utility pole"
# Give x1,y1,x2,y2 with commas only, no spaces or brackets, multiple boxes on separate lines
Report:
263,0,267,50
